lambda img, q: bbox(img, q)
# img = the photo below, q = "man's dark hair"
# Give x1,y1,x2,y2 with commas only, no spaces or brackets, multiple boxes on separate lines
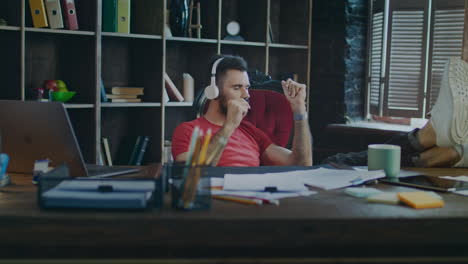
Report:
209,55,248,88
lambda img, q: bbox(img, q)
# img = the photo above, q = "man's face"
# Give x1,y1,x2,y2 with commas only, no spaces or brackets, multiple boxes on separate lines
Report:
218,69,250,115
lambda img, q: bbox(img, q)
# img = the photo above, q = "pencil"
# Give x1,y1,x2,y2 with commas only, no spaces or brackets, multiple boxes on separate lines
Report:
223,194,280,206
212,195,263,205
198,128,212,165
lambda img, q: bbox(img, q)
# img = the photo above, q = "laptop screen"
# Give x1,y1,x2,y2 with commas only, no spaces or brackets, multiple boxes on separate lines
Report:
0,100,88,177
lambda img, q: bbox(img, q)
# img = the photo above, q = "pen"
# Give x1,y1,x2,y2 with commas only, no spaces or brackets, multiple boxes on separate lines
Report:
212,195,262,205
224,194,280,206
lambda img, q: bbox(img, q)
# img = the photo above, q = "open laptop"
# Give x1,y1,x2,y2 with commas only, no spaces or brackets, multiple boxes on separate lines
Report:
0,100,139,178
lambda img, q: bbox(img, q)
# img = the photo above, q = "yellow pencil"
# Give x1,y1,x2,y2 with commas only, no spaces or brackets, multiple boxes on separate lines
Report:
212,195,262,205
198,128,212,165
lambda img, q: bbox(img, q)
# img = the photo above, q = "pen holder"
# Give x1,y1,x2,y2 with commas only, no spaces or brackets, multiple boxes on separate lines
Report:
169,164,211,210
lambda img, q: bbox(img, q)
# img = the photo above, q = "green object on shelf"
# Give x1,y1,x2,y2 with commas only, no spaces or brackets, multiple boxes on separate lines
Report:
0,18,7,26
51,91,76,102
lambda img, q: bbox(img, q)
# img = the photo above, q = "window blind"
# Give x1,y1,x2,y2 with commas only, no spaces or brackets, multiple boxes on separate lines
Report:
387,10,425,111
428,9,465,110
369,12,384,108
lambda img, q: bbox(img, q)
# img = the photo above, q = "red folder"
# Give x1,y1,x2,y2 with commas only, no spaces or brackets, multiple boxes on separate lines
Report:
61,0,78,30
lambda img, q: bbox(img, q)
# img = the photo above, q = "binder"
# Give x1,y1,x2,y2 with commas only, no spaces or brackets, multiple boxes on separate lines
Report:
102,0,117,32
61,0,78,30
45,0,64,29
29,0,49,28
117,0,131,34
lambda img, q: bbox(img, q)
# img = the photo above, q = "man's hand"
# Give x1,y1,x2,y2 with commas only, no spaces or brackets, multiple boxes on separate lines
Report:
282,78,307,113
224,98,250,130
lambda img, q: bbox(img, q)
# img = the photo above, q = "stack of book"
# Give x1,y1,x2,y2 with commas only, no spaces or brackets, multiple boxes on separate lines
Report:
107,87,144,103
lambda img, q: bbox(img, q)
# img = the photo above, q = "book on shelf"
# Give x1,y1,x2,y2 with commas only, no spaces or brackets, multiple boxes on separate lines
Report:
109,87,144,95
164,73,184,102
110,98,141,103
61,0,78,30
128,136,150,166
45,0,64,29
100,78,108,102
102,137,113,166
117,0,131,34
29,0,49,28
102,0,117,32
106,94,139,99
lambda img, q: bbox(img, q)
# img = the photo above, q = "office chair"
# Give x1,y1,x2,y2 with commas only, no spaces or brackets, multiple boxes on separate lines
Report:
193,80,293,147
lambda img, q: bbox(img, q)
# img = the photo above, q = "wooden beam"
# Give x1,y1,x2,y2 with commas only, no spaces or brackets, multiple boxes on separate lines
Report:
463,0,468,62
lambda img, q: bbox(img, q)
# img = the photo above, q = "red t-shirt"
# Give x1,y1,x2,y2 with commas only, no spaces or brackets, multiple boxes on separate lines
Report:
172,117,273,166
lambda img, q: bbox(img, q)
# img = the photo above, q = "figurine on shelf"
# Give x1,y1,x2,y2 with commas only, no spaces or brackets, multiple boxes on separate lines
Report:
35,87,48,102
223,21,244,41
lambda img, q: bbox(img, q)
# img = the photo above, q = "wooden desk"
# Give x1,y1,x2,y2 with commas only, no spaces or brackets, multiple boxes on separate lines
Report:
1,166,468,262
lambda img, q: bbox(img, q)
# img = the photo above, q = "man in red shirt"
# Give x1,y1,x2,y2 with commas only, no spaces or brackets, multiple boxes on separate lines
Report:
172,55,312,167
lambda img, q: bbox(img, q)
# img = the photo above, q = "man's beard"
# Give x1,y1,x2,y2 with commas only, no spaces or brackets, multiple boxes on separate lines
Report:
218,94,228,115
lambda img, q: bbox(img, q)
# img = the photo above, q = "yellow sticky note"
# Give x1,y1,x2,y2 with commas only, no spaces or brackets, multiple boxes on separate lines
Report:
397,192,444,209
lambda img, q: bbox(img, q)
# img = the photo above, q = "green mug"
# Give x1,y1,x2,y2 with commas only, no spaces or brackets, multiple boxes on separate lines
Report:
368,144,401,178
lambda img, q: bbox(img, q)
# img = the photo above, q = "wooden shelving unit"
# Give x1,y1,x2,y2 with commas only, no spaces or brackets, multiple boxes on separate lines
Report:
0,0,312,165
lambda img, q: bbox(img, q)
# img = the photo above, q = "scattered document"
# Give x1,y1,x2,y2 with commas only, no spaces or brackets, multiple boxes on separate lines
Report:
221,168,386,192
353,166,421,178
295,168,385,190
212,189,316,200
441,176,468,182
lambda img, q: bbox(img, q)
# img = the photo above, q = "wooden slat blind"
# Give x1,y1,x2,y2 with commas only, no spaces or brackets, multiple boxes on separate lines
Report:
369,12,384,108
428,9,465,109
387,10,425,110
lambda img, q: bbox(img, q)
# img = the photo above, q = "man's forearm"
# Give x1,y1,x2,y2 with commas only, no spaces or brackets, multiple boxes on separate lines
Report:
291,118,313,166
205,125,234,166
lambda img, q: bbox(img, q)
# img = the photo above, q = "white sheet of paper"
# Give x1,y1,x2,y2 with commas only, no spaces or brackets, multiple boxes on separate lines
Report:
223,172,308,191
441,176,468,182
295,168,385,190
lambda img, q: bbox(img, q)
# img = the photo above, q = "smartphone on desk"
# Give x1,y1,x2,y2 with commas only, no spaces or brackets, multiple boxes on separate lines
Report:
380,175,468,192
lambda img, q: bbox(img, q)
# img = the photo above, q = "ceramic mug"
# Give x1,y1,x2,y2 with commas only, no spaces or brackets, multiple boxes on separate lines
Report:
368,144,401,178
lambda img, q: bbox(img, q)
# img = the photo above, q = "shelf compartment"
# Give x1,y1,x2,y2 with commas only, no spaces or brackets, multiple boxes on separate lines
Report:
67,108,96,163
221,0,267,43
166,41,218,102
25,0,96,32
165,107,196,141
269,47,308,83
101,107,162,165
167,0,218,39
221,45,267,74
102,38,163,103
25,32,95,103
270,0,311,46
0,30,21,100
1,1,21,27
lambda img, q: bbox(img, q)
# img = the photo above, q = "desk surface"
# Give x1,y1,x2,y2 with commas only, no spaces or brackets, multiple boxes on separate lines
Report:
2,166,468,261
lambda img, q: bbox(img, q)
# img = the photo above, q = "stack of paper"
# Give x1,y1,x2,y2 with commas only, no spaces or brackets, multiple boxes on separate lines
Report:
41,180,155,209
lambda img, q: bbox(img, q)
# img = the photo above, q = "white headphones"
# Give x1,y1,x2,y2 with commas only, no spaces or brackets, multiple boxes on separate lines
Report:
204,58,224,99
